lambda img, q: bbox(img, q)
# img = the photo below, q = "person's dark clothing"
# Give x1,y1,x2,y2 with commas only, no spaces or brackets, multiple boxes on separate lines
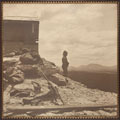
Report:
62,56,69,77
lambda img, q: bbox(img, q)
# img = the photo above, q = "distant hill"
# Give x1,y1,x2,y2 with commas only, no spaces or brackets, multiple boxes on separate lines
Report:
69,64,117,73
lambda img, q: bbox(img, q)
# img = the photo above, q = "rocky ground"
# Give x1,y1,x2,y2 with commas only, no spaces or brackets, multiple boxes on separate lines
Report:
3,48,118,117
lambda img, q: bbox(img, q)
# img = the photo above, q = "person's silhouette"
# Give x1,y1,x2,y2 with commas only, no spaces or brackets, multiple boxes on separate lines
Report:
62,50,69,77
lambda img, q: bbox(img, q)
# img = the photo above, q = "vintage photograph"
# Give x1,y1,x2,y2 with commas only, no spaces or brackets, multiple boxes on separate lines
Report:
2,3,118,118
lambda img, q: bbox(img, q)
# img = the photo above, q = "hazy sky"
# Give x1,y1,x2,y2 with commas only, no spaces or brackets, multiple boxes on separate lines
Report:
3,3,117,67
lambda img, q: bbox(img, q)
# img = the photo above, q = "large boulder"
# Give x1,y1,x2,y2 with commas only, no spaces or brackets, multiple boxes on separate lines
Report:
14,49,23,56
4,67,24,85
20,64,41,78
10,82,34,97
22,81,62,106
4,67,14,79
4,52,16,57
42,58,56,68
3,85,13,104
19,52,43,65
10,81,41,97
21,48,30,54
49,73,67,86
3,60,17,70
39,58,60,76
39,67,59,77
19,53,35,64
31,51,43,65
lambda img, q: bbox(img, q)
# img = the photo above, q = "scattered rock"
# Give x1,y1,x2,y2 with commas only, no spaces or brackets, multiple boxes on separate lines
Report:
3,49,118,117
11,82,35,97
4,52,16,57
20,65,41,78
11,90,32,97
13,82,34,91
31,81,41,94
22,48,30,54
4,67,14,80
3,78,9,91
14,50,23,55
3,85,13,104
30,52,43,65
3,60,17,70
9,69,24,85
10,80,42,98
38,59,60,76
49,73,67,86
97,110,111,116
42,58,56,68
20,52,43,65
20,53,35,64
39,67,59,77
4,67,24,85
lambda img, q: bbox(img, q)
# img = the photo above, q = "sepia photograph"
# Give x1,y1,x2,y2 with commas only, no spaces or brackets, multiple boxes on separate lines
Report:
2,2,119,118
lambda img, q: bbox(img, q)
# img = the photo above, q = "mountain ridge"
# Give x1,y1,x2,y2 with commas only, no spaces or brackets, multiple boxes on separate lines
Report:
68,64,117,72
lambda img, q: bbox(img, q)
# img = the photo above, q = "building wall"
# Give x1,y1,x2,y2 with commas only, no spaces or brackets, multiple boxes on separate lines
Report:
3,20,39,54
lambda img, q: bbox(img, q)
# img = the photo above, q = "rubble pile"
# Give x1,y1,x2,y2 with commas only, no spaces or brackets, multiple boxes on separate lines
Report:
3,48,117,117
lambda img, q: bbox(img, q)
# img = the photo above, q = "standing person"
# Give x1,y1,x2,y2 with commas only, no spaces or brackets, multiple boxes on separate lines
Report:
62,50,69,77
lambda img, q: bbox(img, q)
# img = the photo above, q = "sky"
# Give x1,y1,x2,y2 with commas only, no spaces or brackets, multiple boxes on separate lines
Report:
3,3,117,67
